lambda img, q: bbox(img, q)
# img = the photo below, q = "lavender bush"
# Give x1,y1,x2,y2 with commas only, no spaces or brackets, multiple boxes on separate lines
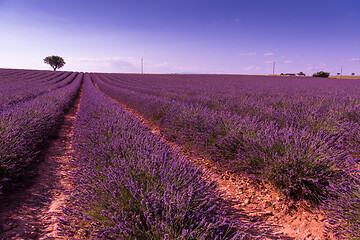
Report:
62,74,239,239
323,183,360,239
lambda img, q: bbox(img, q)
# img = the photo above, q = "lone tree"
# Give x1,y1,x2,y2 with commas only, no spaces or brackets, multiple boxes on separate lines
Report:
44,55,65,71
312,71,330,78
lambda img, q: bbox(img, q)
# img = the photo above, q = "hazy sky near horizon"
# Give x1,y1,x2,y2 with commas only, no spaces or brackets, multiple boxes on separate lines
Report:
0,0,359,75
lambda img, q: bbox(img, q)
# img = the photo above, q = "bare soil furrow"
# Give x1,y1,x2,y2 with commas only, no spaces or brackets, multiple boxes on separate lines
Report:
0,83,83,240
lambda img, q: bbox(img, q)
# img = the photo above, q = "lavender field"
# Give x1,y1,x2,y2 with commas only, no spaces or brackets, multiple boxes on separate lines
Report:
61,74,237,239
1,68,360,239
93,73,360,238
0,69,82,192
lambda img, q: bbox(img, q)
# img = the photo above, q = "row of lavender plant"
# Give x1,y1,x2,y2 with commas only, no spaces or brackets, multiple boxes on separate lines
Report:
0,71,76,111
99,74,360,139
104,74,360,162
0,70,72,92
93,73,360,238
0,69,59,89
0,68,49,80
97,73,360,170
0,72,83,194
61,74,240,239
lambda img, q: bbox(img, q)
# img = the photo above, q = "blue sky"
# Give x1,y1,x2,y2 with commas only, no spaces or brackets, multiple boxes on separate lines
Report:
0,0,359,75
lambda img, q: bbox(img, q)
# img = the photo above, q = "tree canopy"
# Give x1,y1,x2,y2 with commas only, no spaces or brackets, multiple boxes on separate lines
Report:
44,56,65,71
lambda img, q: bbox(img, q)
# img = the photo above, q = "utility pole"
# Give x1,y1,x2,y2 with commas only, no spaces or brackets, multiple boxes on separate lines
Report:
340,66,343,79
273,61,275,75
141,58,144,74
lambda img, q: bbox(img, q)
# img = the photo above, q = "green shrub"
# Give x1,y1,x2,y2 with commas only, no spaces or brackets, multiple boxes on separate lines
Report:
313,71,330,78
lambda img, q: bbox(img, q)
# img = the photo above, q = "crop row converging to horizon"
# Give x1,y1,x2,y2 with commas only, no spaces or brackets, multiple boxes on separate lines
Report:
0,68,359,239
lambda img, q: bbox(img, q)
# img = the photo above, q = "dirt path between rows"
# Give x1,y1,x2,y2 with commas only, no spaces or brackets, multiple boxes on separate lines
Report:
92,82,328,240
0,84,83,240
